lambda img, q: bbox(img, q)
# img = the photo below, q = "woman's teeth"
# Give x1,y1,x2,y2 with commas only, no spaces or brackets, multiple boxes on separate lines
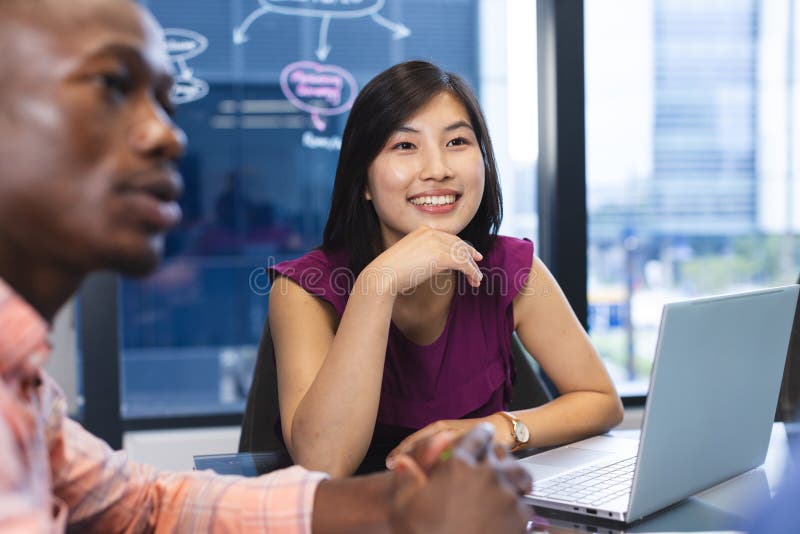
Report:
409,194,457,206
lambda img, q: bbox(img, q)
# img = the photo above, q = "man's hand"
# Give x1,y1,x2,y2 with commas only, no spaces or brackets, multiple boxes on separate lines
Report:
389,423,532,534
386,419,481,470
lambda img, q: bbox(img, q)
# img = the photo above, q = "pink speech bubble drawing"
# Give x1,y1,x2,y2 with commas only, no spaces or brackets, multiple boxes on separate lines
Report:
280,61,357,132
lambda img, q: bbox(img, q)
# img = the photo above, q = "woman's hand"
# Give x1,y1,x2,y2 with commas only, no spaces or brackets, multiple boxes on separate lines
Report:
386,416,514,469
362,225,484,295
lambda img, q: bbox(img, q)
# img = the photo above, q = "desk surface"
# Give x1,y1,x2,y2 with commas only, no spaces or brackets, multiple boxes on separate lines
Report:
530,422,798,534
195,422,799,534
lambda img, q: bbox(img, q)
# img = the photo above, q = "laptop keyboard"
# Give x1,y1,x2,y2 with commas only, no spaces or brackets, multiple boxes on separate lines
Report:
530,456,637,507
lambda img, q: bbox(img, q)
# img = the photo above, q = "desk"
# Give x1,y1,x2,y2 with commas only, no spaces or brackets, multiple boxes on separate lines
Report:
193,447,391,476
195,423,798,534
529,422,798,533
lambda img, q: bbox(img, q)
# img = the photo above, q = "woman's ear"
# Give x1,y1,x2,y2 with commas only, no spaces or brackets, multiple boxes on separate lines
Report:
364,186,372,201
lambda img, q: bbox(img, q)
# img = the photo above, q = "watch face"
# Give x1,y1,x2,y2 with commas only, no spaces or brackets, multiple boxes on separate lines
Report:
515,423,530,443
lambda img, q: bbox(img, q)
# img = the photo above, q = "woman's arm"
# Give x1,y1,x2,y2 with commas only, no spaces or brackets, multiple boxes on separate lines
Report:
387,255,622,460
270,273,394,477
271,226,484,477
503,255,624,447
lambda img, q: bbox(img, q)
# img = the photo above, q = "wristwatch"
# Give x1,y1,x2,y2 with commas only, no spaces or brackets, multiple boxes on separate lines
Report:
497,411,530,452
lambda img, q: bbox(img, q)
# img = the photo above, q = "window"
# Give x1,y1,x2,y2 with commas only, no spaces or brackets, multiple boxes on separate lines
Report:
586,0,800,395
118,0,538,419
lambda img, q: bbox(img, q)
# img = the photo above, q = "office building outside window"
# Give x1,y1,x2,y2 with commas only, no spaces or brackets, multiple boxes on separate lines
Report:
586,0,800,395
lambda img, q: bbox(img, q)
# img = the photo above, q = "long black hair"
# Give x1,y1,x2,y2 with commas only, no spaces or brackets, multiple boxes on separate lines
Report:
322,60,503,276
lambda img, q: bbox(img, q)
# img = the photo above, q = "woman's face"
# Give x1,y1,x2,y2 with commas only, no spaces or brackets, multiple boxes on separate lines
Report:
366,91,486,248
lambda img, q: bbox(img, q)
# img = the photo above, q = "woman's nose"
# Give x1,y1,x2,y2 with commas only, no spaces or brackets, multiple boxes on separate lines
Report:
419,148,452,181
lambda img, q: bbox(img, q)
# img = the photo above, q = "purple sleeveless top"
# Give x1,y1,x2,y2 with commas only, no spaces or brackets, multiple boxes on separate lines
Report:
269,235,534,455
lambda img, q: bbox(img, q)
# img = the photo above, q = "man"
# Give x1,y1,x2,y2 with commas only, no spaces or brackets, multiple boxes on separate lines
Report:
0,0,532,532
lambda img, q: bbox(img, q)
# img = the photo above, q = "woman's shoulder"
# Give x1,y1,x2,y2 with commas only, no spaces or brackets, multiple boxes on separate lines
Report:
272,247,349,275
268,248,352,315
482,235,534,269
479,235,534,306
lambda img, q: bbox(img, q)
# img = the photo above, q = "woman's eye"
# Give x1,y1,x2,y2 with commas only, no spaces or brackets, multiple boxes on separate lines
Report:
393,141,415,150
447,137,468,147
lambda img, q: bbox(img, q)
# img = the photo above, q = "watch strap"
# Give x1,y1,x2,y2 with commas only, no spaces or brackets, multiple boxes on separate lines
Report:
497,411,528,451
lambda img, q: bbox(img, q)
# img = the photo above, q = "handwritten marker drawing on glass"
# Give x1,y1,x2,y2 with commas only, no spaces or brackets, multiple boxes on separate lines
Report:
233,0,411,61
164,28,210,104
280,61,357,131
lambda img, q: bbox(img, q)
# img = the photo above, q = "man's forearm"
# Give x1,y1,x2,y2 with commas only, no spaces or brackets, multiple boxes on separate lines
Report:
312,471,394,534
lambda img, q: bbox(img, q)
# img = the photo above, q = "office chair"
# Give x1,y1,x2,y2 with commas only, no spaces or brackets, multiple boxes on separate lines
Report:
776,276,800,422
508,332,554,410
239,315,284,452
238,316,555,453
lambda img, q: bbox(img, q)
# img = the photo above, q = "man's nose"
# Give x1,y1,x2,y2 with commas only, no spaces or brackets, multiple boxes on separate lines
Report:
129,100,186,161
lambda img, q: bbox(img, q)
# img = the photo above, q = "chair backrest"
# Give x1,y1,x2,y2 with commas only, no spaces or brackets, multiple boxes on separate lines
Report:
239,317,285,452
238,319,555,452
508,332,554,410
776,276,800,422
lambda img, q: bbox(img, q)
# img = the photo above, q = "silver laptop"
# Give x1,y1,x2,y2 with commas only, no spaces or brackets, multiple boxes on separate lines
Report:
520,285,799,524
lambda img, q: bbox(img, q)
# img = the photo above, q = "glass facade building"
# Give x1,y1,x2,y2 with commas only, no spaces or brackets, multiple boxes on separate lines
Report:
586,0,800,394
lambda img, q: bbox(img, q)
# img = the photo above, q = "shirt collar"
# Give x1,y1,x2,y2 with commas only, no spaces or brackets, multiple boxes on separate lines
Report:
0,278,51,378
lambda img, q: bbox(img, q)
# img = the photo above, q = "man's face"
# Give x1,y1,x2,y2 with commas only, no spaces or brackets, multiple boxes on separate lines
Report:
0,0,185,276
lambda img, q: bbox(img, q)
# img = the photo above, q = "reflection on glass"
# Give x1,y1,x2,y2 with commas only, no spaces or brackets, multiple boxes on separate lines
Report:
586,0,800,395
120,0,538,418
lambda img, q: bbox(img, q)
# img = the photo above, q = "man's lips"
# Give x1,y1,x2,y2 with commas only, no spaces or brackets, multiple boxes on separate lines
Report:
120,169,183,202
117,170,184,230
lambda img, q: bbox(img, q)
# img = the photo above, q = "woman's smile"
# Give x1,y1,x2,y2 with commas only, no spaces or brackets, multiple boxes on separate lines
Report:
408,189,462,214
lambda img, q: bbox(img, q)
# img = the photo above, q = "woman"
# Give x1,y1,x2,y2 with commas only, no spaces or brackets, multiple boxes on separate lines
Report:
268,60,623,477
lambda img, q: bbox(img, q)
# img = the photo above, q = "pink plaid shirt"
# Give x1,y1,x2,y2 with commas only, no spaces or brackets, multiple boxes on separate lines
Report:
0,278,326,533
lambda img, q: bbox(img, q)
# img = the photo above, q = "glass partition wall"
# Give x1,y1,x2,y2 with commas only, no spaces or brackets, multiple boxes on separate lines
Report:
114,0,540,424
